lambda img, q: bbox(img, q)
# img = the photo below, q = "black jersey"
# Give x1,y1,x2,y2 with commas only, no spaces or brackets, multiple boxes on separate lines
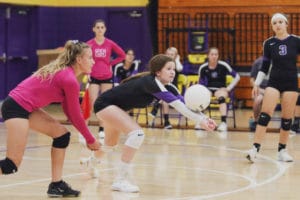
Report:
94,74,183,112
198,60,238,89
113,60,140,84
261,35,300,86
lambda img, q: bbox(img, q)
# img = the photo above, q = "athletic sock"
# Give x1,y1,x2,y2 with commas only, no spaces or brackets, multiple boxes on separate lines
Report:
221,116,227,123
253,143,261,152
278,143,286,152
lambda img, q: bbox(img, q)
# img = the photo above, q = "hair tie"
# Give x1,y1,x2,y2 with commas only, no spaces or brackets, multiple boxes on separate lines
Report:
71,40,79,44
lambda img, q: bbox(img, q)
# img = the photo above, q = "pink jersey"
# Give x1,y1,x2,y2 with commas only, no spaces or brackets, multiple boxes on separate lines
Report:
87,38,125,80
9,67,95,144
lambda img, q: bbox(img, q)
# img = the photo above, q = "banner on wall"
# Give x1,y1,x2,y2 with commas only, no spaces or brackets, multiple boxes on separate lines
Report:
0,0,148,7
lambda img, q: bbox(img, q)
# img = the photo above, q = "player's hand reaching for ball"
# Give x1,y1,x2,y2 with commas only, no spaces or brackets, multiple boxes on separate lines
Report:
200,118,217,131
87,140,100,151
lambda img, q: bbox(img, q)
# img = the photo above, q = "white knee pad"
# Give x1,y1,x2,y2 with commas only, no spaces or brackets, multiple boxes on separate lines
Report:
124,129,145,149
101,145,117,153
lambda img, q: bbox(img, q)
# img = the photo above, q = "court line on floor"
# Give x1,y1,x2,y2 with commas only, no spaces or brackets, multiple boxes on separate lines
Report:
0,168,114,189
0,173,84,189
167,144,288,200
0,142,288,200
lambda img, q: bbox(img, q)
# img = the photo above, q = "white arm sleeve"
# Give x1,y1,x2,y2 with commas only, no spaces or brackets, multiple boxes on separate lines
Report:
254,71,266,86
169,100,206,124
226,73,240,91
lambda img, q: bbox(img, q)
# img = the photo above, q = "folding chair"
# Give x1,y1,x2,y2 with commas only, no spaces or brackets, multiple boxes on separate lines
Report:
207,75,236,128
177,74,188,94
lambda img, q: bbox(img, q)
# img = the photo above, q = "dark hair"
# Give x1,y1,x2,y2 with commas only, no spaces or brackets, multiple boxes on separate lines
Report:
148,54,174,75
125,48,135,54
208,47,219,54
93,19,106,27
121,54,174,83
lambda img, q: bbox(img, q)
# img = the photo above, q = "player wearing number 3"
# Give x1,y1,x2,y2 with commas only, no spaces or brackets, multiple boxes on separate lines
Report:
91,54,216,193
246,13,300,163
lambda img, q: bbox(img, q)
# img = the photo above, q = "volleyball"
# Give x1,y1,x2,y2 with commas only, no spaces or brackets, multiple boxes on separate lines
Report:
184,84,211,112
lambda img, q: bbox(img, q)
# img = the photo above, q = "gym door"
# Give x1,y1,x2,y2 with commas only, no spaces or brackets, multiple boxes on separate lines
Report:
0,6,32,100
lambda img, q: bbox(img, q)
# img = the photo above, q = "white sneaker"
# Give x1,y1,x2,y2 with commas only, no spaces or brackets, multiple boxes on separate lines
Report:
88,157,101,178
289,130,296,138
217,122,228,132
98,131,105,145
278,149,293,162
111,179,140,193
246,146,258,163
79,156,92,165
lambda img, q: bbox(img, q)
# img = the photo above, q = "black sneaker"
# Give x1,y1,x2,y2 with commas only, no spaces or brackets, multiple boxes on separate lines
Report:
164,121,172,129
290,123,300,134
47,180,80,198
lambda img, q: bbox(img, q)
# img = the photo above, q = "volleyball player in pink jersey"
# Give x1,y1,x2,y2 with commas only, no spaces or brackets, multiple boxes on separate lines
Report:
86,19,126,139
0,40,100,198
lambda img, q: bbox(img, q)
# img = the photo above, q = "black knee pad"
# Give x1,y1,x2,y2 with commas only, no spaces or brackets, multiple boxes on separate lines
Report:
257,112,271,126
0,157,18,174
281,118,292,131
218,96,226,104
52,132,71,148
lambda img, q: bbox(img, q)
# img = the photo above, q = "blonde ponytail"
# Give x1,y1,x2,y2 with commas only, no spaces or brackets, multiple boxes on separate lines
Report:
34,40,90,80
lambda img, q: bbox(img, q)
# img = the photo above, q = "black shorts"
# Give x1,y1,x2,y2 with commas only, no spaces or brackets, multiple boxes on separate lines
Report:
208,88,218,96
268,79,298,93
1,97,31,120
93,97,112,113
89,76,113,85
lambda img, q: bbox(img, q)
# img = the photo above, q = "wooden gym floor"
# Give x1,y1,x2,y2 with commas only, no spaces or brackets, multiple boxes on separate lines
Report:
0,104,299,200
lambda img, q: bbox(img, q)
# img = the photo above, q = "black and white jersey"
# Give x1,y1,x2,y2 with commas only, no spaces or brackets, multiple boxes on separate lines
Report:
95,74,183,112
113,60,140,84
198,60,239,90
261,35,300,86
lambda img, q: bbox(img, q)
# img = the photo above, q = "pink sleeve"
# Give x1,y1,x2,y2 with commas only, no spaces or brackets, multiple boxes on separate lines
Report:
110,41,126,66
61,79,95,144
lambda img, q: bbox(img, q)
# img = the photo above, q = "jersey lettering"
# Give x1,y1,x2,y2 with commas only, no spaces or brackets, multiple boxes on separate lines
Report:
95,48,107,57
278,45,287,56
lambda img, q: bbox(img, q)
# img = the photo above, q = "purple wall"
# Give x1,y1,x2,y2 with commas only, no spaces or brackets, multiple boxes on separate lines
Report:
0,5,153,100
37,7,153,71
0,5,38,99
